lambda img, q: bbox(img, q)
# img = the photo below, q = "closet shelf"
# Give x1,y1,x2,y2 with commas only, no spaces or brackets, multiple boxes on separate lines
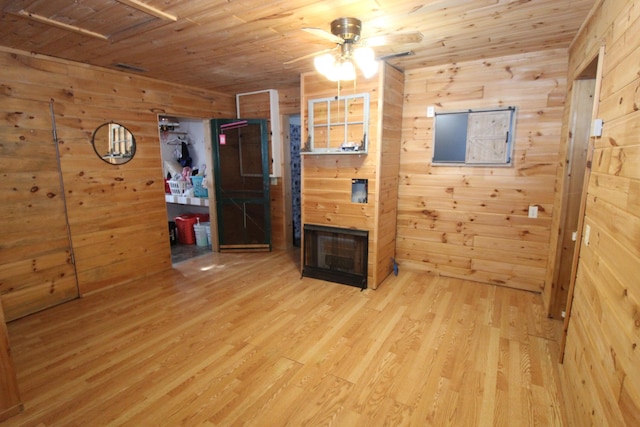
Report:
165,194,209,207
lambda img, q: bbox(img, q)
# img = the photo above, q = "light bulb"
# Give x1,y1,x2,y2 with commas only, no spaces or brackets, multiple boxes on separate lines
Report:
339,60,356,81
314,53,335,76
354,47,379,79
326,65,340,81
354,47,375,64
361,60,379,79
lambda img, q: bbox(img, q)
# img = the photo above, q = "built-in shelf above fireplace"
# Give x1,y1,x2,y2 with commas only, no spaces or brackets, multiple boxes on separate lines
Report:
302,224,368,289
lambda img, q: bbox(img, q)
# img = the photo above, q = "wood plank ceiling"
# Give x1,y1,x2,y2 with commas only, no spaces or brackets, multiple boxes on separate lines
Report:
0,0,595,94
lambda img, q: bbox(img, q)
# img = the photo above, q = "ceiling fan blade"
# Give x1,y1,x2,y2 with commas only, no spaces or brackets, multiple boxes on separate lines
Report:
283,46,338,65
361,31,423,47
302,27,344,44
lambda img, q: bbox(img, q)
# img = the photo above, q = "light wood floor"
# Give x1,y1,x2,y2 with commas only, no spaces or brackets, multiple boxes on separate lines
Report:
3,249,566,426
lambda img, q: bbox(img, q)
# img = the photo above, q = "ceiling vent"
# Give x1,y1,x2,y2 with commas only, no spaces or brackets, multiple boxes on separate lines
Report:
114,63,148,73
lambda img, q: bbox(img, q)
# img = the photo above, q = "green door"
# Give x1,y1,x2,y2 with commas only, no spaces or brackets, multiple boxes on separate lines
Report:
211,119,271,251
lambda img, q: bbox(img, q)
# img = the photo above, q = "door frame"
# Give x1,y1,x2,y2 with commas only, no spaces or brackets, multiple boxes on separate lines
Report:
558,46,605,361
549,78,596,318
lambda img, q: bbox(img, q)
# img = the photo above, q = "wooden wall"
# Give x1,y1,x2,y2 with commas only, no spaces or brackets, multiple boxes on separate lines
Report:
0,302,21,421
301,63,403,288
0,47,235,319
559,0,640,425
397,49,569,293
0,94,79,321
374,66,404,284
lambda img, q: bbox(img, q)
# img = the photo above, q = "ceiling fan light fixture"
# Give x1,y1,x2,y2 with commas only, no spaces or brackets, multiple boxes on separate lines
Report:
314,46,378,81
314,52,355,81
294,16,421,81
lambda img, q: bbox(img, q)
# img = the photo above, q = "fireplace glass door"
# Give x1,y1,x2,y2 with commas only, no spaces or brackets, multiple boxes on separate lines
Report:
302,224,368,289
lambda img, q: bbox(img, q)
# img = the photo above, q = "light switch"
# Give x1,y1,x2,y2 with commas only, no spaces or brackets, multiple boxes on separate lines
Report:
591,119,603,137
584,224,591,246
528,205,538,218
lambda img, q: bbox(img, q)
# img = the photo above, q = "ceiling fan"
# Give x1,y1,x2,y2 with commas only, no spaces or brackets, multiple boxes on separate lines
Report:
285,17,423,81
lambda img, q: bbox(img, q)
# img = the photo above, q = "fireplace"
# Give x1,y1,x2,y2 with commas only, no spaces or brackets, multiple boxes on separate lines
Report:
302,224,368,289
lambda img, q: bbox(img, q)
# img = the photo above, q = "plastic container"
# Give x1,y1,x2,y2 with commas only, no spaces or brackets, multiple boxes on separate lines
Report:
194,221,209,247
169,179,188,195
191,176,208,198
174,213,210,245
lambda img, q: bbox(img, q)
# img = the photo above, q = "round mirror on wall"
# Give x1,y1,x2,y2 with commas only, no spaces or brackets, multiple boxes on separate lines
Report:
91,122,136,165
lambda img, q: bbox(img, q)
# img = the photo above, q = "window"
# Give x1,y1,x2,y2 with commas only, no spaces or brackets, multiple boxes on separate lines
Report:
432,107,516,165
305,93,370,154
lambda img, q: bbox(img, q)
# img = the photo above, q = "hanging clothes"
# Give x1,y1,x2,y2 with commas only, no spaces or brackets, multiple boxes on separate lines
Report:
179,141,192,167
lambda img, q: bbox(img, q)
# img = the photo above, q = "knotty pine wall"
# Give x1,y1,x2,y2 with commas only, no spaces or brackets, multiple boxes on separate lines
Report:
559,0,640,425
0,47,235,320
375,65,404,284
397,49,568,293
1,94,80,321
301,63,403,289
0,302,20,421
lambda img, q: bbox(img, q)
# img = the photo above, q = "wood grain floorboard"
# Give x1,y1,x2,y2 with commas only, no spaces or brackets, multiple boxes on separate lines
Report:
2,249,566,426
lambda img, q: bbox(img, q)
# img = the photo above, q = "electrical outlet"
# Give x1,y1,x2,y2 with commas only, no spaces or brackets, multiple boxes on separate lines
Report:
427,106,435,118
528,205,538,218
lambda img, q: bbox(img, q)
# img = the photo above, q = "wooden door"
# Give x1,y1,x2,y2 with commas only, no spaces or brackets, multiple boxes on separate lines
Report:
550,79,596,318
0,98,79,321
210,119,271,252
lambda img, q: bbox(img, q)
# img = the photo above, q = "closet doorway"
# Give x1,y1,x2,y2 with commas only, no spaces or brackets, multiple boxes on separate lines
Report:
159,116,213,264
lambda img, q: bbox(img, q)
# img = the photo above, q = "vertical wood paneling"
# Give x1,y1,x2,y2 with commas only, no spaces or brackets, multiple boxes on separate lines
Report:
1,47,236,300
559,0,640,426
398,49,568,292
374,66,404,285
